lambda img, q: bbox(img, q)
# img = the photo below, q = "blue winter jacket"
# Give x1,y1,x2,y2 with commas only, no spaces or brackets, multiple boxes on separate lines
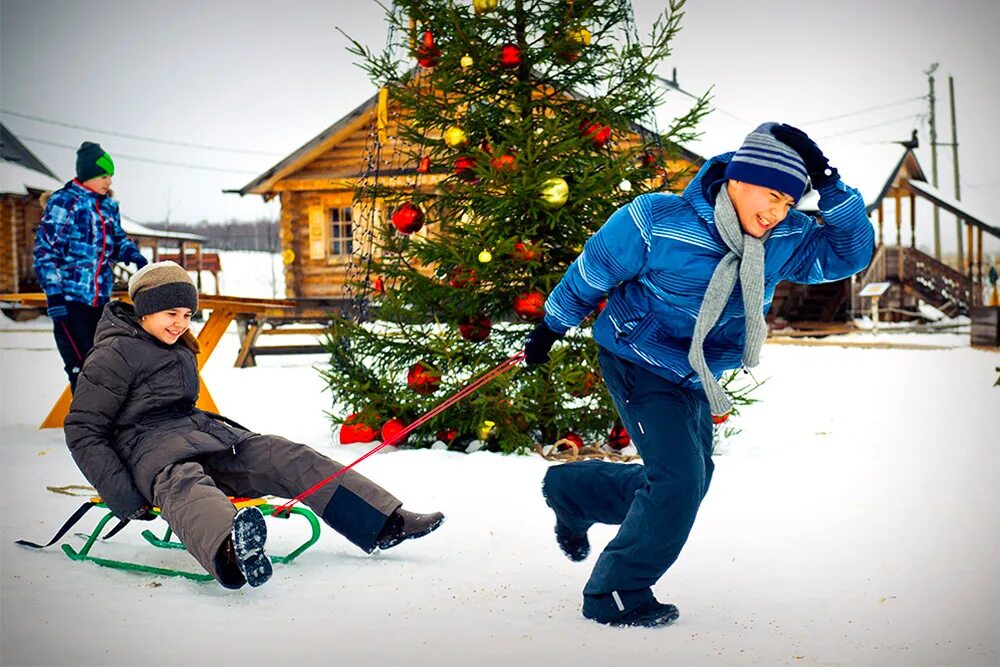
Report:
543,152,875,388
33,180,144,307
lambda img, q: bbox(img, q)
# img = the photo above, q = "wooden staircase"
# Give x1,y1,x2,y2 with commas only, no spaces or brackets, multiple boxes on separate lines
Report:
768,245,975,326
855,245,973,318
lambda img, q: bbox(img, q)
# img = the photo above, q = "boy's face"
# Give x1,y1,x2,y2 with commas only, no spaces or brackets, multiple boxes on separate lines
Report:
140,307,193,345
82,174,113,195
726,180,796,238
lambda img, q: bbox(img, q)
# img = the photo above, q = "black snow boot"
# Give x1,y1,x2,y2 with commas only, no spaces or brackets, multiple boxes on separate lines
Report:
592,600,680,628
555,522,590,562
374,508,445,551
231,506,272,587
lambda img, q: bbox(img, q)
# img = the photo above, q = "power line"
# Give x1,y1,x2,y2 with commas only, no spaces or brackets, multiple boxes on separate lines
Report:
818,113,925,140
801,96,926,125
1,108,282,157
20,136,260,175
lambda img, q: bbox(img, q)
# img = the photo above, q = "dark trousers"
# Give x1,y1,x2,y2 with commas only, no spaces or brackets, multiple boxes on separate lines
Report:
543,347,714,620
52,302,103,392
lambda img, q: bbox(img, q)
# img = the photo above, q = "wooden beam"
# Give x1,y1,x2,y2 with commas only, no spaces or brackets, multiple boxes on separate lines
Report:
910,192,916,248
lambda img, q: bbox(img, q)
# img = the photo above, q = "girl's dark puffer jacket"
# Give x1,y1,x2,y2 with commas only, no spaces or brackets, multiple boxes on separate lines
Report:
65,301,254,518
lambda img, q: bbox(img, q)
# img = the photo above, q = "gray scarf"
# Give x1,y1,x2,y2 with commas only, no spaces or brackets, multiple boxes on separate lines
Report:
687,185,767,417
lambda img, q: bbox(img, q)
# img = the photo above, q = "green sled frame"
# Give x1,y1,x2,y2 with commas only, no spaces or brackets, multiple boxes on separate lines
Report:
62,498,321,582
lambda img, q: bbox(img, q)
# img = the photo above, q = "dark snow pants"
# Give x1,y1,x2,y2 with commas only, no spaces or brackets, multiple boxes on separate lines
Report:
52,302,102,392
542,347,714,621
151,434,402,587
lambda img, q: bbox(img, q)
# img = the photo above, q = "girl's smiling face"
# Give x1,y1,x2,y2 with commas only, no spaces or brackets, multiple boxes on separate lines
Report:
140,307,193,345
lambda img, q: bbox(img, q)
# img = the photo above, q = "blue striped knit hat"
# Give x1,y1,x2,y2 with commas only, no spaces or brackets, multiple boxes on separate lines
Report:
725,122,808,201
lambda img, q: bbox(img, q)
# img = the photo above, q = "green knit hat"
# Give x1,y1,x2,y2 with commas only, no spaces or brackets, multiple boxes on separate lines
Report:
76,141,115,181
128,261,198,317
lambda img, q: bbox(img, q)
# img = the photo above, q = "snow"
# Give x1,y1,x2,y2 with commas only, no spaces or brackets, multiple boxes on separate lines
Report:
2,252,999,666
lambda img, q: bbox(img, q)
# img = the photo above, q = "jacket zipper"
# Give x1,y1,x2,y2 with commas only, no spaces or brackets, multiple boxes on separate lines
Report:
92,202,109,306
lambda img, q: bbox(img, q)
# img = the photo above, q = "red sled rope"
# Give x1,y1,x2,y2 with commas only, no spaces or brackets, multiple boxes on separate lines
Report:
272,350,526,516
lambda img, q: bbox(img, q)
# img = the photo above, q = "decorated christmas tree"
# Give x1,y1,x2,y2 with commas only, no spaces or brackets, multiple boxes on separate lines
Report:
326,0,708,453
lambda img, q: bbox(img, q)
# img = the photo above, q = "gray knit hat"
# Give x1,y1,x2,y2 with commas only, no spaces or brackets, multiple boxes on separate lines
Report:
128,261,198,317
725,122,808,201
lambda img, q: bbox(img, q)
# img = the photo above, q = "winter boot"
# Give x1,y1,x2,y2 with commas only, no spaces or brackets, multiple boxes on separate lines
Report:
374,508,445,551
555,521,590,562
599,600,680,628
231,506,272,587
583,591,680,628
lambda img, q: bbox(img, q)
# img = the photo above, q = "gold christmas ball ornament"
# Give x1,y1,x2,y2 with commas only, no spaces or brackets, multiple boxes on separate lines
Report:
472,0,498,14
568,26,592,46
460,54,474,68
443,125,469,148
282,248,296,265
539,177,570,210
478,420,496,440
478,248,493,263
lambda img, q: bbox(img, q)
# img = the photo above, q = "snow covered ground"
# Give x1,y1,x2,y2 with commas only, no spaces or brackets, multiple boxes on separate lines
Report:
2,252,999,666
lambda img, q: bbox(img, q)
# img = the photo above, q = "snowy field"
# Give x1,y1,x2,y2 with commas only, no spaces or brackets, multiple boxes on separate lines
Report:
2,252,999,667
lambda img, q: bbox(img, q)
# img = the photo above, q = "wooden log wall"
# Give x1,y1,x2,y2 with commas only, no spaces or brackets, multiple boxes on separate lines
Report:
0,196,18,293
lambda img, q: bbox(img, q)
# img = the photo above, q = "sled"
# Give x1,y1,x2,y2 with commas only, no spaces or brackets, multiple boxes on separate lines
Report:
21,496,321,582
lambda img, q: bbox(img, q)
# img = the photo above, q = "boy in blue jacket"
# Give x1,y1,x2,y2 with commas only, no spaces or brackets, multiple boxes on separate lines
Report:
33,141,147,391
524,123,875,627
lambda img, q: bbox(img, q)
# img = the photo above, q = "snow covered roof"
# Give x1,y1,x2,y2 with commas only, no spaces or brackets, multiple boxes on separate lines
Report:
0,122,63,195
906,179,1000,239
121,216,209,243
0,159,63,196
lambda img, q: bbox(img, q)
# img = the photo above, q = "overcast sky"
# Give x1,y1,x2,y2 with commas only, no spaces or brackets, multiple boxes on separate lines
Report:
2,0,998,251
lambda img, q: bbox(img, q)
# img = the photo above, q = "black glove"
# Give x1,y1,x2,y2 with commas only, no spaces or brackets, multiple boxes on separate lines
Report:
46,293,68,323
126,505,157,521
771,123,839,188
133,254,149,270
524,321,563,365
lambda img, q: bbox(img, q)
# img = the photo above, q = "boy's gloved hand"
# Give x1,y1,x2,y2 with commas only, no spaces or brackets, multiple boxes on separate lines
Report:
133,255,149,270
524,321,563,365
46,293,68,322
771,123,839,188
127,505,157,521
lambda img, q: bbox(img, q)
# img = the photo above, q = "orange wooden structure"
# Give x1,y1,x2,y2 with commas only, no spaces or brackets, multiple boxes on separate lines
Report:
0,292,294,428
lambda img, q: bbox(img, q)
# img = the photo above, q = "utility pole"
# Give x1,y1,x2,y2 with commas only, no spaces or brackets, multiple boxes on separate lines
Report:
925,63,940,260
949,75,963,269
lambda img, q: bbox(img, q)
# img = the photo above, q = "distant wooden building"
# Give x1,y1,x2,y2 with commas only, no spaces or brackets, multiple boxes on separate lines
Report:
233,87,703,302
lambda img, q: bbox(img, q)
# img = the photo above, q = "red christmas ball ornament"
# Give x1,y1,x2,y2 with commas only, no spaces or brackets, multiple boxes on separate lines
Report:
512,290,546,321
381,418,406,444
458,313,492,342
608,423,630,450
581,121,611,148
391,202,424,234
436,428,459,444
448,266,478,288
499,43,522,68
490,153,516,171
417,155,431,174
558,432,584,451
373,276,385,294
453,155,479,182
416,31,440,68
407,361,442,395
512,240,539,262
340,413,377,445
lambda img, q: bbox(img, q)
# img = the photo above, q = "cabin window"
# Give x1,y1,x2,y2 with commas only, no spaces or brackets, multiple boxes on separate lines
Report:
329,207,353,256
